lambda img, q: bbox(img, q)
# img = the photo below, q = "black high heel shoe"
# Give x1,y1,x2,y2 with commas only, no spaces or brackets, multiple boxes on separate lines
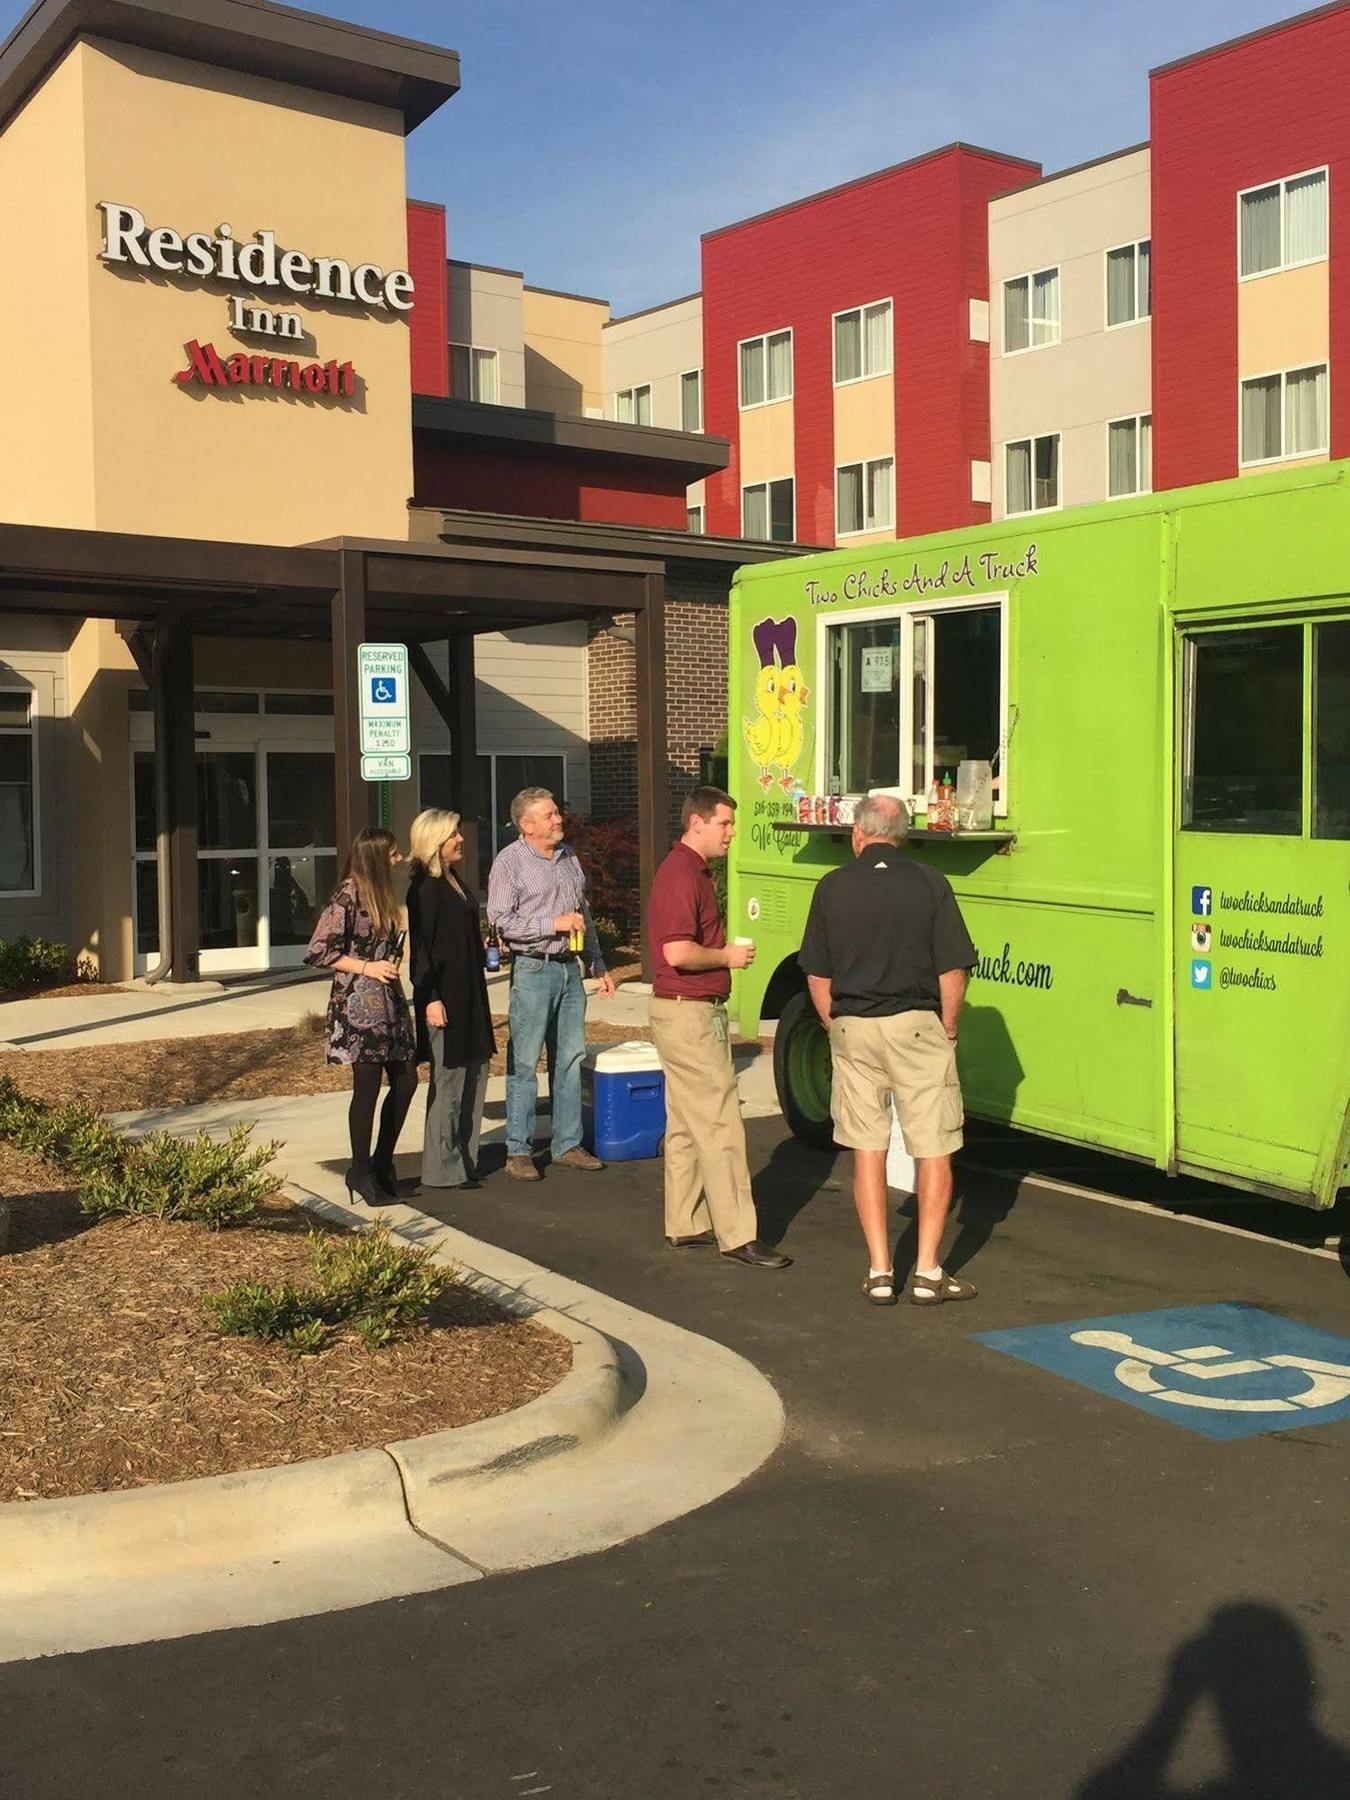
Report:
370,1161,402,1200
344,1167,383,1206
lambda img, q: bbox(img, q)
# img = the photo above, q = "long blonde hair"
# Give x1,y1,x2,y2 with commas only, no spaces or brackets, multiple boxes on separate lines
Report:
343,827,400,934
409,808,461,880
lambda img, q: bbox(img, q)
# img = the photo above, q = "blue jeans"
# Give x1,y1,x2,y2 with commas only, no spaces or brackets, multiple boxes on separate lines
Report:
505,955,586,1158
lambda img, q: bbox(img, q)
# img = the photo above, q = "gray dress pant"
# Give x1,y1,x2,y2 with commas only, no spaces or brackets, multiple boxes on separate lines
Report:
422,1030,488,1187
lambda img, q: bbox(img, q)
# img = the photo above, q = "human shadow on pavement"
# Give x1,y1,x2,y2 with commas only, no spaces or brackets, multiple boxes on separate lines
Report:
753,1134,841,1249
1075,1602,1350,1798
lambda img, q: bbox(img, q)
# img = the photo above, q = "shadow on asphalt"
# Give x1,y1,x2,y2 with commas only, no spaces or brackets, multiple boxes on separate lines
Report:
1075,1602,1350,1798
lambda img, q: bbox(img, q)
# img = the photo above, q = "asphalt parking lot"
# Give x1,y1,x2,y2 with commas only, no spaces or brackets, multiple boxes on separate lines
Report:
3,1119,1346,1800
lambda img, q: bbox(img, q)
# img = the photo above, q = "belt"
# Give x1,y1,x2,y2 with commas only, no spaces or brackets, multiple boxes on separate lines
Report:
511,948,577,964
654,992,725,1004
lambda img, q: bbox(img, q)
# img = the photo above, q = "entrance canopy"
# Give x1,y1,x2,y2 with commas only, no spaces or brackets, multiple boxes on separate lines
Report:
0,521,669,978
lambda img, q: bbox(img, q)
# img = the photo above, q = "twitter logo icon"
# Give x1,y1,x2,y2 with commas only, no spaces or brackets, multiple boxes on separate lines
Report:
1191,959,1213,990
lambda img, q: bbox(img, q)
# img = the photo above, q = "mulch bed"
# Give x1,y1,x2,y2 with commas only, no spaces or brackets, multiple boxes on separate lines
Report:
0,1148,572,1503
0,982,128,1000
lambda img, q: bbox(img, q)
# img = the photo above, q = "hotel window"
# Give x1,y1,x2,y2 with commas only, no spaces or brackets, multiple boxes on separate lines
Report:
836,458,895,535
1107,415,1152,497
680,369,703,433
451,343,500,405
0,690,35,893
1106,240,1151,327
738,330,792,408
614,384,652,425
742,478,794,543
1240,364,1328,466
1239,169,1328,278
1005,435,1060,514
834,301,892,383
686,504,705,535
1003,268,1059,353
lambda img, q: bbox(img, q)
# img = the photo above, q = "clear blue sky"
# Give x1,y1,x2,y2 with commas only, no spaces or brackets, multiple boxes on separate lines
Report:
0,0,1309,312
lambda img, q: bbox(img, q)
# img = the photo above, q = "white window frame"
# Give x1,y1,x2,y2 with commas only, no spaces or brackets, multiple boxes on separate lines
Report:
737,328,794,409
686,503,705,535
0,684,39,898
450,341,500,404
834,457,895,537
741,476,795,543
613,383,653,425
1237,362,1331,468
1105,414,1153,499
1001,266,1061,356
832,298,894,385
1237,165,1330,282
1002,434,1062,516
679,368,703,433
814,594,1011,817
1104,240,1151,330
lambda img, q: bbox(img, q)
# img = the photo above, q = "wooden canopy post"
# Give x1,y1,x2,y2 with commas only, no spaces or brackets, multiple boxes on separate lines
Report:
635,571,668,980
155,615,199,982
332,548,371,860
409,635,482,892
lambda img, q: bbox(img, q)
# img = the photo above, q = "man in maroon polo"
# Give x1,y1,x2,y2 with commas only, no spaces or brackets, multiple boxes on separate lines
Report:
646,787,792,1270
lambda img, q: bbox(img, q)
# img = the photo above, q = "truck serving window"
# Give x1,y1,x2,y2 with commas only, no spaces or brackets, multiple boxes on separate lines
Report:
1314,619,1350,840
826,603,1003,801
1183,626,1301,834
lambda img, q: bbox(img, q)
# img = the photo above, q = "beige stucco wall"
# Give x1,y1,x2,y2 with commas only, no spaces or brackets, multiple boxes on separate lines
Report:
833,374,895,467
449,262,526,406
602,295,703,427
0,37,415,542
1238,259,1329,377
522,288,608,416
990,147,1152,516
738,399,796,490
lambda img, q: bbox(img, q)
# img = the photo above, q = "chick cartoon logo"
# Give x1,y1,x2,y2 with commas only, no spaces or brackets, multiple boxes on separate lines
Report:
742,617,810,790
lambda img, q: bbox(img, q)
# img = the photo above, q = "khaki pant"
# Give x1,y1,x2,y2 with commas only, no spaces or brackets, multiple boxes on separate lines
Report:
649,997,758,1252
829,1009,964,1157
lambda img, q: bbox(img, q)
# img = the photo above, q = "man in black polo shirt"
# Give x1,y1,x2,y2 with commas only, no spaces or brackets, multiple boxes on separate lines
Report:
798,792,978,1307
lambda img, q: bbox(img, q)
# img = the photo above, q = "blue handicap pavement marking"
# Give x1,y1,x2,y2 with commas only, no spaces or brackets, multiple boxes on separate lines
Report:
974,1304,1350,1440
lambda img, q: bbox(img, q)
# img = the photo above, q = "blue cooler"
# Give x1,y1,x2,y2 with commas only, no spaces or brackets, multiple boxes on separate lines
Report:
582,1040,666,1161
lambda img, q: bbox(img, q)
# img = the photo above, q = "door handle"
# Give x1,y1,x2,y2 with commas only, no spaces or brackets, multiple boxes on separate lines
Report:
1116,988,1152,1008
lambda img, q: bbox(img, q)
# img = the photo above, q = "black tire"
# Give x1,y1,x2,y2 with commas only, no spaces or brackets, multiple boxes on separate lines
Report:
773,990,838,1151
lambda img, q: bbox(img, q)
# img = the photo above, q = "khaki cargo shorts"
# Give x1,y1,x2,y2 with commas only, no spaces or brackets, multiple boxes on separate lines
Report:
828,1009,964,1158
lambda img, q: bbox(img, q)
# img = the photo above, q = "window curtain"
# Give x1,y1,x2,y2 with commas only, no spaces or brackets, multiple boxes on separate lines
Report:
769,479,795,542
742,484,768,539
681,370,702,432
836,465,863,534
863,303,890,375
1240,185,1280,276
1241,374,1281,461
1139,415,1153,491
1284,172,1327,265
1004,278,1029,353
1285,365,1327,455
1006,440,1032,514
634,386,652,426
1108,419,1138,497
473,349,499,405
740,340,765,406
1033,435,1059,509
867,458,894,529
616,389,634,423
1138,240,1152,317
834,313,862,382
1106,247,1136,326
1031,269,1059,345
767,331,792,399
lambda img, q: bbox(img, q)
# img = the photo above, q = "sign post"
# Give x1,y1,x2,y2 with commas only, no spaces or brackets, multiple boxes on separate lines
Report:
358,643,411,785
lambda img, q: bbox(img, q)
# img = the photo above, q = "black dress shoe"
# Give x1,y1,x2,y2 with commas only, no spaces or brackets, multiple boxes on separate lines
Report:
665,1230,718,1249
722,1239,793,1269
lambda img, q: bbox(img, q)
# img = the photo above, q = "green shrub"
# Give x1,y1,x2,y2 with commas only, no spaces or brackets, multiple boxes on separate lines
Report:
0,936,78,992
0,1079,277,1228
204,1224,449,1354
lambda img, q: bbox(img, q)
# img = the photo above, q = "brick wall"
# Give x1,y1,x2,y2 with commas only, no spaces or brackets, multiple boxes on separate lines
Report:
587,571,730,840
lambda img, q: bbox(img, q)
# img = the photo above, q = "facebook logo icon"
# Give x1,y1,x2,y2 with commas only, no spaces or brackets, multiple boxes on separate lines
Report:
1191,959,1213,990
1191,885,1213,917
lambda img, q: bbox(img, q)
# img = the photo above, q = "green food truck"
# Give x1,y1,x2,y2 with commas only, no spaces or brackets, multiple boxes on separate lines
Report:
726,459,1350,1210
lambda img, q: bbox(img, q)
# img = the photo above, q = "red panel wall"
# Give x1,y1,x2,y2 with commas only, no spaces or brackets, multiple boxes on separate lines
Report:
413,437,690,528
700,145,1039,543
1151,6,1350,490
406,200,449,398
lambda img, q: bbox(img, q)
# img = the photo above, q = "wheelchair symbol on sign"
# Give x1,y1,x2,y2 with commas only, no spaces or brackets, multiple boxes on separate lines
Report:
1070,1330,1350,1415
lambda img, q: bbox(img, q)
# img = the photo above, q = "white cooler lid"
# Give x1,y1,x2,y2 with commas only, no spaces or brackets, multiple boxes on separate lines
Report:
585,1038,664,1073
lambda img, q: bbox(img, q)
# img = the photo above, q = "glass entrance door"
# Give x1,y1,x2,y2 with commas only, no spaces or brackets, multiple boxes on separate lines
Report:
262,748,336,966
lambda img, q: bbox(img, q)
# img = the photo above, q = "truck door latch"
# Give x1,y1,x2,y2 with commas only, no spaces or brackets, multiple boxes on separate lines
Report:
1115,988,1153,1008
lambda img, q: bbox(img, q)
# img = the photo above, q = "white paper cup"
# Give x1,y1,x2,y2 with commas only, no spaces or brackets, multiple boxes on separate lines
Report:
733,936,755,948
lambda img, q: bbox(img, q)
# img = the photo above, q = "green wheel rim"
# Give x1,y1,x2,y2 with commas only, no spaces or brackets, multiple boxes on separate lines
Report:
787,1013,832,1123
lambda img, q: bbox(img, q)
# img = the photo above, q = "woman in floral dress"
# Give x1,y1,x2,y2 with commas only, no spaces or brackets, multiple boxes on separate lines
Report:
305,826,417,1205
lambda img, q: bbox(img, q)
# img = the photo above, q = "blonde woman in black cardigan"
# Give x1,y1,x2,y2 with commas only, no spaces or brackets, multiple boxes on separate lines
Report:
406,808,496,1190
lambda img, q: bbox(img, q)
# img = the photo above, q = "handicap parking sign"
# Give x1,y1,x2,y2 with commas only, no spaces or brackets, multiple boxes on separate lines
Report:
975,1304,1350,1440
369,675,398,705
1191,958,1212,990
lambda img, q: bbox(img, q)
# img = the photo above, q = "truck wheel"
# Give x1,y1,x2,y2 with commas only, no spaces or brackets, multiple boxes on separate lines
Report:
773,991,837,1151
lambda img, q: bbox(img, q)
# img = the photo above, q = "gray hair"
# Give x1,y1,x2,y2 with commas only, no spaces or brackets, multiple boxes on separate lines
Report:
854,792,910,844
510,785,555,828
